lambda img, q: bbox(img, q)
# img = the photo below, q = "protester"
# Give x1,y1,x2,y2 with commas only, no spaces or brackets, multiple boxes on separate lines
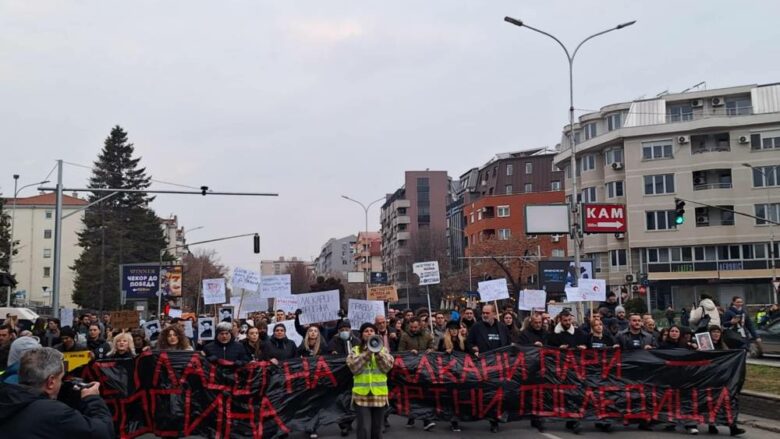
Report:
618,314,655,351
459,307,477,330
347,322,394,439
722,296,761,349
546,310,587,435
374,315,398,353
328,320,360,356
437,320,467,354
466,303,509,433
107,332,136,359
398,318,434,355
587,318,618,349
598,291,619,316
0,336,42,384
689,294,722,331
431,312,447,347
658,325,689,349
131,328,151,354
203,322,250,363
298,326,326,357
157,325,193,351
263,323,297,365
86,324,111,360
517,314,547,347
614,306,629,332
53,326,85,353
0,347,114,437
644,318,660,342
704,324,746,436
0,324,16,369
665,306,676,327
242,326,265,360
41,319,61,348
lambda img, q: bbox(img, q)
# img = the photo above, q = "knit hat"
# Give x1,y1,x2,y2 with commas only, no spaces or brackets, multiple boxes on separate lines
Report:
338,319,352,330
445,320,460,330
615,306,626,314
60,326,76,339
8,336,41,365
359,322,377,334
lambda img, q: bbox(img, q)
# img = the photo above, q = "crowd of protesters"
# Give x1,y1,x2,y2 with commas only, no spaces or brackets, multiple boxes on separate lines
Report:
0,290,772,438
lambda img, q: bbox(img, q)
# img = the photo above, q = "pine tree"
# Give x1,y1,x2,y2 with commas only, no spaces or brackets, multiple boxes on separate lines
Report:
71,126,170,310
0,197,16,305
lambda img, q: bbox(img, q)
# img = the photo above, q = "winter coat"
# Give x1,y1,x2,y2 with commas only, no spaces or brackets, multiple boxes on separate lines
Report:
398,331,434,352
262,337,298,362
327,334,361,356
723,306,758,339
87,338,111,361
587,331,617,349
617,329,655,350
0,382,114,438
689,298,722,329
547,323,588,348
203,339,250,363
466,319,510,354
516,327,548,346
241,339,265,361
297,341,327,357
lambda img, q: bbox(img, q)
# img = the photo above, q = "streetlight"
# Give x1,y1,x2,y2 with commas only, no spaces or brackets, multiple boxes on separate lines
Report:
341,195,385,284
504,16,636,309
6,175,51,306
743,163,777,302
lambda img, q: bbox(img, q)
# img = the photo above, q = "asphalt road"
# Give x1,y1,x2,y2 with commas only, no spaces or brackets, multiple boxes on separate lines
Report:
140,413,779,438
747,355,780,367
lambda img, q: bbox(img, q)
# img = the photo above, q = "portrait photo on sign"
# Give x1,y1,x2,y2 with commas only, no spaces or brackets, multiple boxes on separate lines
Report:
144,320,161,342
198,317,215,341
218,306,234,323
695,332,714,351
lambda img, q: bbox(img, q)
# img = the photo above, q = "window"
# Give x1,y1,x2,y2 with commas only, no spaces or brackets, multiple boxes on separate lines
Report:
45,210,53,219
580,154,596,172
506,164,513,176
581,187,597,203
43,248,51,258
583,123,597,140
642,141,673,160
752,131,780,150
43,229,52,239
525,163,533,174
646,210,677,231
604,148,624,165
551,249,565,257
668,104,693,122
752,165,780,187
644,174,675,195
726,96,751,116
551,180,562,191
477,210,483,221
43,267,51,278
755,203,780,225
610,249,627,269
606,181,624,198
498,229,511,240
470,213,475,224
607,113,622,131
497,205,510,217
524,183,533,193
505,184,513,195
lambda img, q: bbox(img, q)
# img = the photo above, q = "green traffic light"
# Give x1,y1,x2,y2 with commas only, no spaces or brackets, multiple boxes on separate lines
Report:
675,215,685,225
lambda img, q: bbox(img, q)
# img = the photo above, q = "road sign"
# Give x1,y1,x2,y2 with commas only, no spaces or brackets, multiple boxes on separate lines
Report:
582,203,627,233
412,261,440,286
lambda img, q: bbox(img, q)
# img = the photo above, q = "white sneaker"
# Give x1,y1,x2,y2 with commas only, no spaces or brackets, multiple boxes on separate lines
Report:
688,427,699,435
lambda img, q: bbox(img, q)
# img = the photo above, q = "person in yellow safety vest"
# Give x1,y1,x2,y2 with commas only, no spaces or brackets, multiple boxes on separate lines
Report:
347,322,394,439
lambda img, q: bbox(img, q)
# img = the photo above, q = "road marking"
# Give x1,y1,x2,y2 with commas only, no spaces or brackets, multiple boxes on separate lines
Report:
542,433,565,439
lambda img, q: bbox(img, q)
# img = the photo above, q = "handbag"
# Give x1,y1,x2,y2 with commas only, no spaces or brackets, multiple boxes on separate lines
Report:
692,306,711,333
722,326,745,349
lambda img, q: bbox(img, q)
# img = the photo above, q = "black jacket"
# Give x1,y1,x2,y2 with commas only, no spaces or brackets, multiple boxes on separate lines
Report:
263,337,298,361
327,334,361,356
87,338,111,360
516,327,548,346
241,338,265,361
547,325,589,348
617,329,655,350
587,332,617,349
0,383,114,438
466,320,510,354
203,339,250,363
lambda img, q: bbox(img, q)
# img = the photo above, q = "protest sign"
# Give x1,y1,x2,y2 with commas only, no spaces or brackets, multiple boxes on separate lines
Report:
233,267,262,292
518,289,546,311
197,317,215,341
565,286,582,303
578,278,607,302
297,290,341,325
183,320,194,339
202,278,227,305
366,285,398,302
548,302,579,321
348,299,386,330
143,320,161,342
412,261,440,285
260,274,292,299
239,292,269,317
280,319,303,346
63,351,91,372
60,308,75,327
478,278,509,302
273,296,300,314
168,308,183,319
109,310,139,330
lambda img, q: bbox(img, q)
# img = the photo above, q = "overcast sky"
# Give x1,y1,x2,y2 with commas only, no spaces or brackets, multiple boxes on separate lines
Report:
2,0,779,272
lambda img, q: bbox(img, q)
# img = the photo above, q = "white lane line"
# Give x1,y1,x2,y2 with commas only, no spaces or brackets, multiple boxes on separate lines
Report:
542,433,566,439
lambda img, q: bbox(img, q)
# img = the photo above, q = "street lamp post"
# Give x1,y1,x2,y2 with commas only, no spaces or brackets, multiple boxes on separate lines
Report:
341,195,385,286
743,163,778,303
504,16,636,311
6,175,51,306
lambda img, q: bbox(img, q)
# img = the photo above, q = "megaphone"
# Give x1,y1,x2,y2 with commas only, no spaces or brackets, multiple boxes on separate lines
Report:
367,335,383,353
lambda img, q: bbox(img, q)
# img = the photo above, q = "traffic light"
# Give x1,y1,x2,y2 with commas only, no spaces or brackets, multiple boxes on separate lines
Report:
674,198,686,225
253,234,261,254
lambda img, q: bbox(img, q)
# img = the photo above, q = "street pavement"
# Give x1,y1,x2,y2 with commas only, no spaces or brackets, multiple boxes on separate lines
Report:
141,413,780,438
747,355,780,368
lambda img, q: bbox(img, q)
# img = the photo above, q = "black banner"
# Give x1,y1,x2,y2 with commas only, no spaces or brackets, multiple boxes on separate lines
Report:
70,346,746,439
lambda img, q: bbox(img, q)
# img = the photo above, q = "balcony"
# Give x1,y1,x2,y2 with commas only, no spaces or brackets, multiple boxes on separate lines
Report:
692,169,732,191
393,215,411,228
691,133,730,154
396,232,411,241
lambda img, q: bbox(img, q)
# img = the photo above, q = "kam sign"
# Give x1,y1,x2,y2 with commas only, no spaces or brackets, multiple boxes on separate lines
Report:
582,203,627,233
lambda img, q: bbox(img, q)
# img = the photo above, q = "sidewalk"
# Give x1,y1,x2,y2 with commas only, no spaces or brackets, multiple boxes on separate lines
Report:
738,414,780,434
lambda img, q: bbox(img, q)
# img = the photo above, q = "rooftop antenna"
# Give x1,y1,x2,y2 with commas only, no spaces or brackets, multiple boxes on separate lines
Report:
656,89,669,97
681,81,707,93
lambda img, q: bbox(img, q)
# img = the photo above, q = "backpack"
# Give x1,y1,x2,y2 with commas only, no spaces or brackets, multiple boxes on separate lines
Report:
692,306,711,333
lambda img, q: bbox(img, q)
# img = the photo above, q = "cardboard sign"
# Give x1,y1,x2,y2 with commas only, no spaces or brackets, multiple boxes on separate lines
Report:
297,290,341,325
110,310,140,329
202,278,227,305
413,261,440,286
367,285,398,302
233,267,262,292
478,278,509,302
518,289,547,311
348,299,386,330
260,274,292,299
63,351,91,372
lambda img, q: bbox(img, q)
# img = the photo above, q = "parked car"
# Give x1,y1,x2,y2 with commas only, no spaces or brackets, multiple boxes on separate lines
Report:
749,319,780,358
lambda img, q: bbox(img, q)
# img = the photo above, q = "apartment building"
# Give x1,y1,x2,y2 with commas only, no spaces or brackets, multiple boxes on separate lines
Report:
260,256,315,277
353,231,381,273
380,171,451,291
553,83,780,309
314,235,357,277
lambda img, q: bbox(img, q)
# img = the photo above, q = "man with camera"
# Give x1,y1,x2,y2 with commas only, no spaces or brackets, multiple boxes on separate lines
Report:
0,347,114,438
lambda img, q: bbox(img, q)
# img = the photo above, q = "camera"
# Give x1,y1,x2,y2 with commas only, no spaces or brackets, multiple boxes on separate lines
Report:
66,378,96,391
367,335,383,353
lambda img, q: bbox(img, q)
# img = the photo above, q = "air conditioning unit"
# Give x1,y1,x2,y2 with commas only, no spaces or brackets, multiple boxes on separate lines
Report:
677,135,690,144
693,176,707,185
711,96,725,107
551,234,561,243
611,162,624,170
696,214,710,225
615,233,625,239
691,99,704,108
738,135,750,144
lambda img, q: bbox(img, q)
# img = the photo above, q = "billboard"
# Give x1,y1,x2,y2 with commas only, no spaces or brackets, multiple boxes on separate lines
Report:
160,265,183,297
525,204,570,234
537,260,594,294
121,264,159,300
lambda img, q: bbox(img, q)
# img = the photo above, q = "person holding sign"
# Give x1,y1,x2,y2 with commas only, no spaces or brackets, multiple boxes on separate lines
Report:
347,323,394,439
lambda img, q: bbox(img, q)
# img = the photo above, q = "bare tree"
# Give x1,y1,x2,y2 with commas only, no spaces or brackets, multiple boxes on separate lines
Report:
467,235,540,296
181,249,229,312
286,261,312,293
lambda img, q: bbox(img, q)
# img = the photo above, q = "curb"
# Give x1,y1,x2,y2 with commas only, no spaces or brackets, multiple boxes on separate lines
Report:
740,391,780,433
738,418,780,434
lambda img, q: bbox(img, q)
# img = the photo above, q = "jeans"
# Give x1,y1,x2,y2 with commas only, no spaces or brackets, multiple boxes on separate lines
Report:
356,405,385,439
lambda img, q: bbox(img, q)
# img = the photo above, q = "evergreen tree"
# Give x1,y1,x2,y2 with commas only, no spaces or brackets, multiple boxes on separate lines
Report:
0,197,16,305
72,126,170,310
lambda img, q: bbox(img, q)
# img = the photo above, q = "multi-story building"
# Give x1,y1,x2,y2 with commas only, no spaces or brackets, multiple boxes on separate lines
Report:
553,83,780,309
446,168,478,271
261,256,316,277
353,231,382,273
314,235,357,277
380,171,451,291
160,215,186,258
4,192,87,308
